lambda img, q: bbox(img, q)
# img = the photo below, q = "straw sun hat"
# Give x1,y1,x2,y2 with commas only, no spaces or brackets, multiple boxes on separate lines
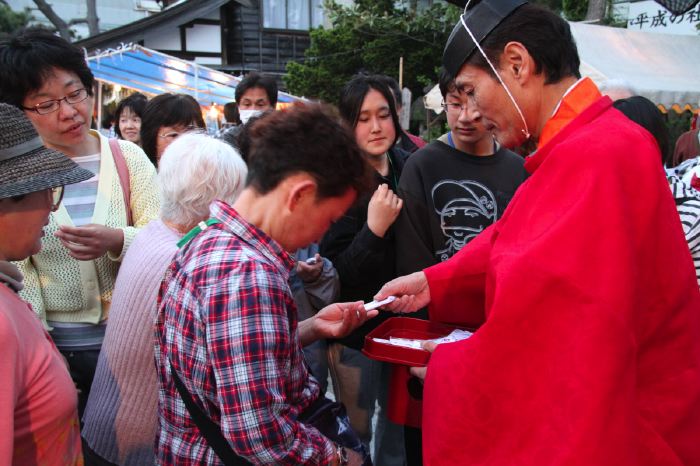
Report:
0,103,93,200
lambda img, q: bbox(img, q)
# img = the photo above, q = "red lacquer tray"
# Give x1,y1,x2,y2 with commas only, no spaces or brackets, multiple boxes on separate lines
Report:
362,317,468,427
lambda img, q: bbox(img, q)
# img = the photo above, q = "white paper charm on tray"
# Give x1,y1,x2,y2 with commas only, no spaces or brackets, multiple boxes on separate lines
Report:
372,329,473,350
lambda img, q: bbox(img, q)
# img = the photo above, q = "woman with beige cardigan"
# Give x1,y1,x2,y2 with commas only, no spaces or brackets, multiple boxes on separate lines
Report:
0,29,160,416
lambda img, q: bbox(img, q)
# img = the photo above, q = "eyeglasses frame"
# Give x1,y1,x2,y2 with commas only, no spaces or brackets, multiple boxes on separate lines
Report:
21,88,90,115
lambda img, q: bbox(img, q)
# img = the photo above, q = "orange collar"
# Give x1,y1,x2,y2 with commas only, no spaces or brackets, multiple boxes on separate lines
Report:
537,78,602,150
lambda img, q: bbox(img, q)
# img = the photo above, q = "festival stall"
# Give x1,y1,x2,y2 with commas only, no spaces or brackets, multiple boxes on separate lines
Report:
87,44,303,131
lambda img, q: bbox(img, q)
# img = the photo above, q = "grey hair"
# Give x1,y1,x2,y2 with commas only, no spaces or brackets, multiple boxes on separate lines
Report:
157,132,247,226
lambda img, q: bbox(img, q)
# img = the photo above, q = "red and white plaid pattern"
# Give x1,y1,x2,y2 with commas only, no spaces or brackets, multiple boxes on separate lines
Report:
155,200,335,465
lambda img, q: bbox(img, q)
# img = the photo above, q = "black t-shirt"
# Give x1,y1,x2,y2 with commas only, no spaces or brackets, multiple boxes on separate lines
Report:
395,139,528,277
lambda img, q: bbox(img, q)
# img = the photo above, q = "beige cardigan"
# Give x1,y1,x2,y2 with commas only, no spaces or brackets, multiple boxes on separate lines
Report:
16,131,160,325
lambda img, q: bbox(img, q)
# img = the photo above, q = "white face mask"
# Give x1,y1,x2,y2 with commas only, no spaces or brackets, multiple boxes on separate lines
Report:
459,11,531,141
239,109,263,125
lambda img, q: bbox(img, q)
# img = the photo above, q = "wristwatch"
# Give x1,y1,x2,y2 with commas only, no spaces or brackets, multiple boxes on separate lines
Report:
335,444,349,466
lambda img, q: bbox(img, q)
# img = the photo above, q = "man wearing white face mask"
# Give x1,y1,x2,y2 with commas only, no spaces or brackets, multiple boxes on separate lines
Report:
236,72,277,123
218,73,277,148
375,0,700,464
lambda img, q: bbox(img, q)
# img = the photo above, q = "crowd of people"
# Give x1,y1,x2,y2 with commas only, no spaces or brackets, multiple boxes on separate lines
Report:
1,0,700,465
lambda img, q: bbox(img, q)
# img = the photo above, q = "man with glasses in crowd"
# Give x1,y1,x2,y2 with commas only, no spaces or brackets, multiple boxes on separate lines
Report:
393,67,528,465
395,68,527,275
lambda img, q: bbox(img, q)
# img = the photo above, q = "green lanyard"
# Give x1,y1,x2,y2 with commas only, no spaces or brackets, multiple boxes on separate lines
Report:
176,218,222,249
386,153,399,191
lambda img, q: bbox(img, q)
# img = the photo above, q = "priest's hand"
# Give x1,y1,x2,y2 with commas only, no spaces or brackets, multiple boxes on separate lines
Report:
374,271,431,313
410,340,438,381
298,301,378,347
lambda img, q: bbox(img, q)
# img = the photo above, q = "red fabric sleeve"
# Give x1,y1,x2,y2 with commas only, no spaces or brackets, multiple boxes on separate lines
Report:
421,115,700,465
424,224,494,328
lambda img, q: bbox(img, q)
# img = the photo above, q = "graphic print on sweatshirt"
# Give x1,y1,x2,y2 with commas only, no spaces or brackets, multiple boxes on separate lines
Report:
432,180,497,261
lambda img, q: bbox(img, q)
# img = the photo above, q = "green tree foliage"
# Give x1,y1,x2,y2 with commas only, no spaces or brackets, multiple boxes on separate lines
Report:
355,0,394,14
562,0,589,20
285,0,461,105
0,4,33,36
531,0,563,14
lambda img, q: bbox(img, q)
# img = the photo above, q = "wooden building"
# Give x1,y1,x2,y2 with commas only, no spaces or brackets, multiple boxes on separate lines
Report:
76,0,325,89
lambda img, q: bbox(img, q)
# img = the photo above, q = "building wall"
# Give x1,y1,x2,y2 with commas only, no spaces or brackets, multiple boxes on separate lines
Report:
222,0,311,79
142,14,223,66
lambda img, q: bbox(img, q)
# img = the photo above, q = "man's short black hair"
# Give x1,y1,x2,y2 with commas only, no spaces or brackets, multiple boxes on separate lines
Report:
338,74,402,148
438,68,456,100
466,3,581,85
245,103,371,199
235,72,278,108
114,92,148,139
0,28,95,108
140,93,205,166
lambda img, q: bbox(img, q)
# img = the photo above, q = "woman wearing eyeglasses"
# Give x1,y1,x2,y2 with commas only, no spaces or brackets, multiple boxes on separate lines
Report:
0,29,160,418
140,93,206,167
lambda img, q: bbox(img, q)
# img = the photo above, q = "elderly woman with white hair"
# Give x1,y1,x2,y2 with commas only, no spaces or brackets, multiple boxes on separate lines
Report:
81,133,247,466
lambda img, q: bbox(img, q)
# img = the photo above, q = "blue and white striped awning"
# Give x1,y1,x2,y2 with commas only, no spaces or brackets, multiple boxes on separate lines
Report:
88,44,301,106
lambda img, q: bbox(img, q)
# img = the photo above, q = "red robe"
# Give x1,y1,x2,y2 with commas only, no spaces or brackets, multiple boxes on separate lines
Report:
422,95,700,465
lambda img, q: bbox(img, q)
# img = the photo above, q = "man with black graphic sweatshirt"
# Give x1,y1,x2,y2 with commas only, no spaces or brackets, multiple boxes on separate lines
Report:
395,68,528,466
396,69,528,278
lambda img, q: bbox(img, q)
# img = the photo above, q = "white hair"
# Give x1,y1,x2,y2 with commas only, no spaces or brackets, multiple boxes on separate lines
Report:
157,132,248,226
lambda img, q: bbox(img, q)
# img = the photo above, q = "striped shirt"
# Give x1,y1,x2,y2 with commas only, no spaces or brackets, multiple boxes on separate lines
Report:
667,158,700,286
63,153,100,226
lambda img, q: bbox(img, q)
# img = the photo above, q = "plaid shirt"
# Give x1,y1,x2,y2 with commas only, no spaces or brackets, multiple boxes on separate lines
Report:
154,200,335,465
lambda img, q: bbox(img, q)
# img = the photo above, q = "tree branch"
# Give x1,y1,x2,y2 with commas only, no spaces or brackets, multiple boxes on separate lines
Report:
86,0,99,36
32,0,71,39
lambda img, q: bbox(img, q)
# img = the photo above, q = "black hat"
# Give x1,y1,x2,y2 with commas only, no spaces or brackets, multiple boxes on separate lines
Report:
443,0,528,78
0,103,93,200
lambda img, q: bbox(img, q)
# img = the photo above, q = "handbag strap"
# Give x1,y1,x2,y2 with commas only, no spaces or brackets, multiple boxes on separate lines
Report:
169,360,252,466
108,138,133,226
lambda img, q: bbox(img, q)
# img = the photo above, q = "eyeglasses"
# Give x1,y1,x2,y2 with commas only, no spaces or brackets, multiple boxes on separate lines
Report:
49,186,64,212
441,101,469,114
22,88,90,115
6,186,63,210
158,126,203,141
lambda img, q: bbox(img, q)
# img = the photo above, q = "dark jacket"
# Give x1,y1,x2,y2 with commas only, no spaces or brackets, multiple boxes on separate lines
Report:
320,146,409,349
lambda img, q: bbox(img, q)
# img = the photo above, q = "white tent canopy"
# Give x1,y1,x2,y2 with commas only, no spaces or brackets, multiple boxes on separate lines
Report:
570,22,700,109
425,22,700,113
